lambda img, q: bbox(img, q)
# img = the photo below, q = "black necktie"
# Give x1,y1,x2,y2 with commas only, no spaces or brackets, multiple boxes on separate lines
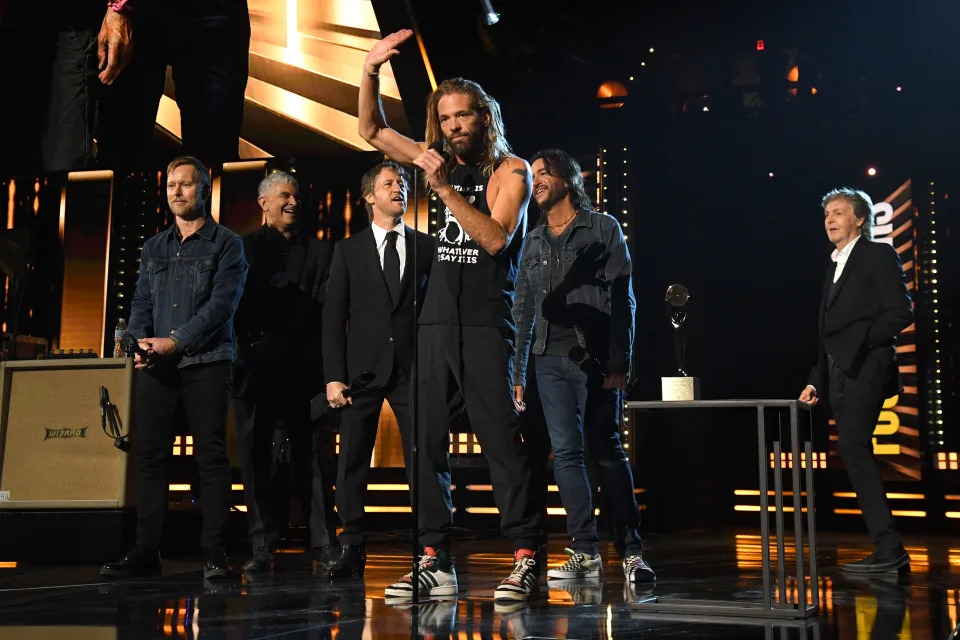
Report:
383,231,401,304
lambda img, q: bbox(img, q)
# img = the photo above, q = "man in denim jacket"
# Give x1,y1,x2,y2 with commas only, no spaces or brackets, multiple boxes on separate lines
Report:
101,156,247,581
513,149,654,587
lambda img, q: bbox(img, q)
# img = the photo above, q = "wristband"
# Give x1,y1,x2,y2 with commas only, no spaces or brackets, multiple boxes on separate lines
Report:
108,0,132,13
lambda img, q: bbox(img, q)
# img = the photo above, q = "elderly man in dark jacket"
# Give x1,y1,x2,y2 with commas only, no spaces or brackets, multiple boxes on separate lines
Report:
231,170,336,575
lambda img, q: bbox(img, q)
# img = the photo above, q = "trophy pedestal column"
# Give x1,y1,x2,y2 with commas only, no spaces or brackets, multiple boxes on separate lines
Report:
661,376,701,401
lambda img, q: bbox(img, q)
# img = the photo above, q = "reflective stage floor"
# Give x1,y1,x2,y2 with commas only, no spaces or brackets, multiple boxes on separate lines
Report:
2,531,959,639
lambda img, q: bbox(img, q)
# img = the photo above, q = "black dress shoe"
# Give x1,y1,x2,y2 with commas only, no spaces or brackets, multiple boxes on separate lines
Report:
328,545,366,579
841,547,910,574
243,546,274,573
204,546,231,580
312,544,342,575
101,546,162,578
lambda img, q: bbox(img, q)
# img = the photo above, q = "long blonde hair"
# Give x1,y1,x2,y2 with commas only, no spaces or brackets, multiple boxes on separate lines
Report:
424,78,512,177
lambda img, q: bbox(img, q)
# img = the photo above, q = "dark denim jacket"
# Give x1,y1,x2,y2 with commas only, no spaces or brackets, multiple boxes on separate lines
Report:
129,216,248,368
514,209,636,387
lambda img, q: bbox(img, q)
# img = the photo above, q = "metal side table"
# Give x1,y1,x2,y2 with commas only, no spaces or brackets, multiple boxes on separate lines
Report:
625,399,818,619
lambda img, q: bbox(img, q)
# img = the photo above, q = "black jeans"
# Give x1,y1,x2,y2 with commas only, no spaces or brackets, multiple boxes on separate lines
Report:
417,324,545,552
134,361,232,550
233,376,337,550
829,356,902,552
336,367,414,546
0,2,102,172
97,0,250,167
535,354,642,556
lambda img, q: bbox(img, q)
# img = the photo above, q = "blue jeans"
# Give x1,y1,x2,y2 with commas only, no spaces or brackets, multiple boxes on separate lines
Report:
535,354,642,557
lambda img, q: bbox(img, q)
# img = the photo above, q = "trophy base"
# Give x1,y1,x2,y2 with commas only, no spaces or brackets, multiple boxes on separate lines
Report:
661,376,701,401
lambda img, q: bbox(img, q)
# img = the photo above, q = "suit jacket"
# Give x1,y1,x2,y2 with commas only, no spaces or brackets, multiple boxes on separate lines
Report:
322,225,434,389
808,238,913,400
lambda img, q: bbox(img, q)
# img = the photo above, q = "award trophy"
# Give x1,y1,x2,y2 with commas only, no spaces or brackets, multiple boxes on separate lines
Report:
661,284,700,401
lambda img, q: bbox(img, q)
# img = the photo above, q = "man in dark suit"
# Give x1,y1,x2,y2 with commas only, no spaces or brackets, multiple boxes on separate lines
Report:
800,187,914,574
323,161,433,578
231,170,335,574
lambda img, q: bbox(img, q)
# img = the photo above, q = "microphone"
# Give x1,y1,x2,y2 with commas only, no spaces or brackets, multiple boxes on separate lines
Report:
310,371,378,422
119,332,148,358
428,141,451,163
342,371,376,398
100,386,107,423
569,346,608,378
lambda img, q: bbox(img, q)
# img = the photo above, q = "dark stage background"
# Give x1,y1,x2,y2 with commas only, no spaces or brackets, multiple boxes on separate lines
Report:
0,0,958,544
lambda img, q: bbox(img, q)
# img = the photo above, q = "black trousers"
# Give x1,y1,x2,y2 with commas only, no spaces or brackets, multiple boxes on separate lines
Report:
134,361,232,550
232,384,337,550
417,324,545,551
336,367,414,546
0,2,102,172
97,0,250,167
518,356,551,538
829,356,901,552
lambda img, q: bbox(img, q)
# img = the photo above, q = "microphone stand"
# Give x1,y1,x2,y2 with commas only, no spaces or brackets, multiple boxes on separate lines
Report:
411,165,420,607
8,265,29,361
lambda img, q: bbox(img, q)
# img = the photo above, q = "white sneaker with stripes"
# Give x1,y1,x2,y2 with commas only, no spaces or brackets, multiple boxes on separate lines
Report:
494,551,541,602
384,548,458,600
547,548,603,580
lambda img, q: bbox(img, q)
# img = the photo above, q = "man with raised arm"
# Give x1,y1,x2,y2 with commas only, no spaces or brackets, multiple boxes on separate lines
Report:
359,29,546,604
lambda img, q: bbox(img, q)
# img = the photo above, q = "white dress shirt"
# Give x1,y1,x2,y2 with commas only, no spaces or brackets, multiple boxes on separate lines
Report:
371,221,406,279
831,234,861,282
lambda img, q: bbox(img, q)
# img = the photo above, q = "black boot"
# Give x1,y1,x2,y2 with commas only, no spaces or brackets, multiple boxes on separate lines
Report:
204,546,231,580
243,546,274,573
328,545,366,579
100,546,162,578
312,544,342,575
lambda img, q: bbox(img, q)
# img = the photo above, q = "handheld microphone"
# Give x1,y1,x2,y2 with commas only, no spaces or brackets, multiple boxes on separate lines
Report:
310,371,378,422
428,141,451,163
569,346,608,378
569,346,637,392
100,386,107,422
342,371,376,398
119,332,148,358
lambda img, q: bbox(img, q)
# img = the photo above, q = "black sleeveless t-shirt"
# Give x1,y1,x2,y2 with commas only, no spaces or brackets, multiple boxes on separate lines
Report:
419,162,525,332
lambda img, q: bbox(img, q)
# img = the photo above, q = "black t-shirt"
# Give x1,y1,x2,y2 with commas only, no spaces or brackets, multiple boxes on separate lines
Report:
543,224,580,356
419,163,524,331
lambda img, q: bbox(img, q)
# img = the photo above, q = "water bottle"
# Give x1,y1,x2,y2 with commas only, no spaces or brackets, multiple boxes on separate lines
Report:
113,318,128,357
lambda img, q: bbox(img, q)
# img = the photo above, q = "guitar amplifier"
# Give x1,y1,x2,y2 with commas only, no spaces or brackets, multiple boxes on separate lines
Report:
0,358,136,509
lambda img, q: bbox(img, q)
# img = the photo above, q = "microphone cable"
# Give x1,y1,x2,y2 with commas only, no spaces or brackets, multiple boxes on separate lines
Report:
99,386,130,452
